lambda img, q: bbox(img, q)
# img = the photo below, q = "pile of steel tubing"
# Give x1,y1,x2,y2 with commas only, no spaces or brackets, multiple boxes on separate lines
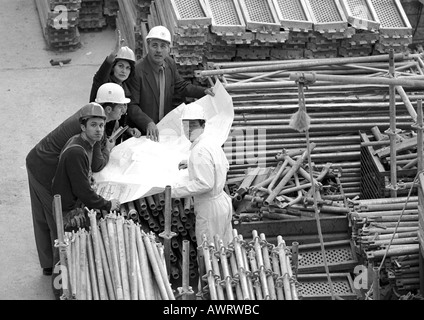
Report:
197,229,299,300
61,212,176,300
229,148,352,225
197,55,424,189
349,196,421,294
121,194,198,281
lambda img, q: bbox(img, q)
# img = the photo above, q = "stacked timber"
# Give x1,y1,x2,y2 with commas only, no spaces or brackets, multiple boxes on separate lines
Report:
122,195,199,281
35,0,81,51
116,0,138,52
350,196,421,295
78,0,106,30
103,0,119,28
61,212,175,300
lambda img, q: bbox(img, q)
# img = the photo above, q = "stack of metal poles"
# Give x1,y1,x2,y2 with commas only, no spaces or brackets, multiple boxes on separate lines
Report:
122,195,198,281
61,211,176,300
198,229,299,300
350,196,421,294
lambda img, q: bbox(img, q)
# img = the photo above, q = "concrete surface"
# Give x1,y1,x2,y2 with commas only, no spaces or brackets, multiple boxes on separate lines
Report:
0,0,116,300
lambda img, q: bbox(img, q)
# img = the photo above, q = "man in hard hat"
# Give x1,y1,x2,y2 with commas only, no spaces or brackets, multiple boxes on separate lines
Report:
26,83,127,277
52,103,121,232
90,30,141,143
126,25,215,142
171,103,233,247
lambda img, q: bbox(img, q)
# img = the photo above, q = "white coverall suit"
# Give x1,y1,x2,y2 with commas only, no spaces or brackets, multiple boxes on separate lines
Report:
172,134,233,247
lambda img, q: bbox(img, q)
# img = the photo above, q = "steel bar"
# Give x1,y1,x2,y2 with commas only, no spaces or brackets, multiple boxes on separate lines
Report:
79,230,87,301
99,219,116,299
135,226,154,299
150,235,175,300
232,229,251,300
271,250,284,300
239,235,256,300
216,236,235,301
88,211,107,300
276,236,292,300
53,194,71,299
86,231,100,300
251,230,270,300
210,242,225,300
142,232,170,300
259,233,277,300
201,235,218,300
116,215,130,300
247,250,263,300
106,215,124,300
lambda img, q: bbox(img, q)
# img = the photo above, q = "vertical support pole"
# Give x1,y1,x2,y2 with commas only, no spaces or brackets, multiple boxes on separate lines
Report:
387,49,398,198
53,194,71,300
415,100,424,294
372,267,380,300
159,186,176,279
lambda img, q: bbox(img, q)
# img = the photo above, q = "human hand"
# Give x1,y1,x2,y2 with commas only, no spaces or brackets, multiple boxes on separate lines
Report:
110,199,121,212
146,122,159,142
128,127,142,138
178,160,188,170
106,137,116,151
205,88,215,97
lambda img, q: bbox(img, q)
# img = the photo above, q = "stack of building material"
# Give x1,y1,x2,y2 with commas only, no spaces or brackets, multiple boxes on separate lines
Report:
35,0,81,51
121,195,199,281
60,212,176,300
116,0,138,51
371,0,413,54
198,229,300,300
195,54,424,185
349,196,421,295
78,0,107,30
103,0,119,28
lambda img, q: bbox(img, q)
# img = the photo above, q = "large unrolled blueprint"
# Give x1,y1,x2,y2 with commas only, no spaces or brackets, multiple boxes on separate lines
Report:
93,80,234,204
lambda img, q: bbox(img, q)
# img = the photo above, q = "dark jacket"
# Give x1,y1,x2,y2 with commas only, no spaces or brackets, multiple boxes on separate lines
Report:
126,56,206,133
26,108,110,190
52,135,111,212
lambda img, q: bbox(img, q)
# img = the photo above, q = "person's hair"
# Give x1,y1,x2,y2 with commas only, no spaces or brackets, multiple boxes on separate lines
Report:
111,59,135,80
102,102,124,111
79,117,104,125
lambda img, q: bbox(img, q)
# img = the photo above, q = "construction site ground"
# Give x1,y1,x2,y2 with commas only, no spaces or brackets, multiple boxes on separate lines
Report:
0,0,116,300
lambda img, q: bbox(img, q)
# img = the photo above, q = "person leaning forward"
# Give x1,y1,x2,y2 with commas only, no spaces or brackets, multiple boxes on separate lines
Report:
52,103,120,233
25,83,127,276
126,25,215,142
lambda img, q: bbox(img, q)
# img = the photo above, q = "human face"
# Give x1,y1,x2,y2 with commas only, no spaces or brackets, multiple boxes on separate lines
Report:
83,118,105,144
183,120,204,142
113,60,131,83
147,39,169,66
107,104,126,121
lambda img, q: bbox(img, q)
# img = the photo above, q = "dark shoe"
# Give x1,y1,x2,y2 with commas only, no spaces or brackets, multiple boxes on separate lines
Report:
43,267,53,276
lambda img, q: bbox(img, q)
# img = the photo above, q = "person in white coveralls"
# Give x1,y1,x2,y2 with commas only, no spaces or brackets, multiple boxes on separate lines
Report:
171,103,233,247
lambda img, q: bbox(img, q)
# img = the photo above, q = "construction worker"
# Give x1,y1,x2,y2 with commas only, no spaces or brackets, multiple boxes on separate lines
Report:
126,25,215,142
51,103,120,232
25,83,127,276
90,29,141,143
171,103,233,247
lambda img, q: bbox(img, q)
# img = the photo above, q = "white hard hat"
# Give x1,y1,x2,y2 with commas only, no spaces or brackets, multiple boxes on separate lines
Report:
95,83,131,104
146,26,172,44
181,103,206,120
116,46,136,63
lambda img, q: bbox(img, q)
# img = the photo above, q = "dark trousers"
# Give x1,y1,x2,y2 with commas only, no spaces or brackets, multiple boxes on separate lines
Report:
27,167,58,269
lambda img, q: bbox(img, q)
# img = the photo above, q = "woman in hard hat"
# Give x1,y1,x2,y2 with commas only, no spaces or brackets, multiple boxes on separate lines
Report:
26,83,127,281
126,25,215,142
171,103,233,247
89,30,141,143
